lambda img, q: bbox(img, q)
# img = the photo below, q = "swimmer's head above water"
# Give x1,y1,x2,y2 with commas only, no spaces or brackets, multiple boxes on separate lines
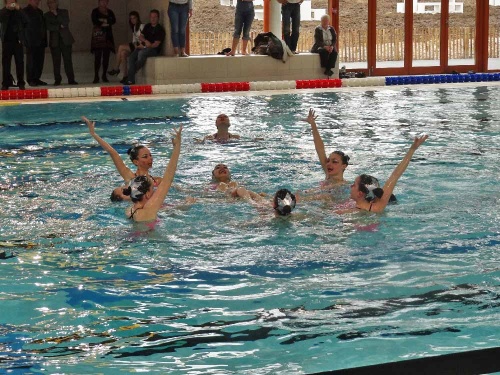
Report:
127,145,153,170
215,113,231,128
273,189,296,216
123,175,153,203
351,174,397,203
110,186,131,202
212,164,231,183
326,150,350,178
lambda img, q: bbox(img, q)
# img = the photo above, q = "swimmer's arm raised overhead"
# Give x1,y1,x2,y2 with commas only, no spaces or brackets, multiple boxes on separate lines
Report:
143,126,182,214
82,116,135,181
304,109,329,177
371,135,428,213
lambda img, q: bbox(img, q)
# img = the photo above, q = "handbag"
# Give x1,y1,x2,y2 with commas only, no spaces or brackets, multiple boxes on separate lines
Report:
91,26,108,50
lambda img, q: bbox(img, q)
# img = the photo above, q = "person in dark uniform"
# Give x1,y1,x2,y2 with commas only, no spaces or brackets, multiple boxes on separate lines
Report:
91,0,116,84
44,0,77,86
23,0,47,87
0,0,27,90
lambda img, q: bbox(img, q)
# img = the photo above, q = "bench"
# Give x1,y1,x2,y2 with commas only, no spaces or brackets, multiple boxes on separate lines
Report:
138,53,339,85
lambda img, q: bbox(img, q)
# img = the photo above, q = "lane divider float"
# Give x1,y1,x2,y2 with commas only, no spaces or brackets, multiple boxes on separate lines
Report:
1,73,499,101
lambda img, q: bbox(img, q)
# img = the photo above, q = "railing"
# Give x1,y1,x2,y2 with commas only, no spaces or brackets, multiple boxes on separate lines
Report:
189,26,500,62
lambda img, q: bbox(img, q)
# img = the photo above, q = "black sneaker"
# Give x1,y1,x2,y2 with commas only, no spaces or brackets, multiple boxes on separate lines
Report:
1,85,8,90
54,81,61,86
36,80,47,86
68,81,78,85
108,69,120,76
119,77,129,84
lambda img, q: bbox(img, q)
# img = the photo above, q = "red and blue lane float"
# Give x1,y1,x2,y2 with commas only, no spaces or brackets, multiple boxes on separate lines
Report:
0,89,48,100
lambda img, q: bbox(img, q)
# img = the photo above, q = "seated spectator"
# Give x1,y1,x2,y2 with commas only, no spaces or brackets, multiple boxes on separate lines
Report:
311,14,338,77
44,0,77,86
1,0,27,90
108,11,143,83
195,114,240,143
124,9,165,85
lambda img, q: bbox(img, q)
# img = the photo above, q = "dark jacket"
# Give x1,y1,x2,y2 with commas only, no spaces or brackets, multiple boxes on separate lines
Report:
44,8,74,48
23,4,47,48
311,25,337,53
91,7,116,52
0,7,27,44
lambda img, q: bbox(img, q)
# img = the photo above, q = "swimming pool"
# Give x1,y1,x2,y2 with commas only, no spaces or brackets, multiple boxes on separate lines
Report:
1,85,499,374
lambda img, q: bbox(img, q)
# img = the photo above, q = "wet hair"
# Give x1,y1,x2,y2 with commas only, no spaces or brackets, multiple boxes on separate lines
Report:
212,164,231,182
127,145,146,162
128,11,141,32
358,174,384,202
123,176,151,203
110,189,123,202
273,189,296,216
331,151,350,166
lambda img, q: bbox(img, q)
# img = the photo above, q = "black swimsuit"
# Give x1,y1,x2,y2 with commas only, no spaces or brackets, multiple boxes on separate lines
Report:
128,207,141,220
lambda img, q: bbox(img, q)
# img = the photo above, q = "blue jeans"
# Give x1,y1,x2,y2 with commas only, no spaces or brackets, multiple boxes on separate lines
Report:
127,47,159,83
233,5,255,40
282,2,300,51
168,3,189,48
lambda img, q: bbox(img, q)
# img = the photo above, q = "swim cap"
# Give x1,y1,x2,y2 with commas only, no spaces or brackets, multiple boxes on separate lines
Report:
274,189,296,216
123,176,151,202
358,174,383,202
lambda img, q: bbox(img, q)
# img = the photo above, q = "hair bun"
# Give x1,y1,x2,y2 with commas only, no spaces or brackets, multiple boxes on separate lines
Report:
373,187,384,199
123,186,132,196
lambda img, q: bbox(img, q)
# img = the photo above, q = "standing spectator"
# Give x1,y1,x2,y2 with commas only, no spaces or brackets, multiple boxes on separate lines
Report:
1,0,27,90
311,14,337,77
277,0,302,54
226,0,254,56
108,11,143,83
23,0,47,86
124,9,165,85
167,0,192,57
44,0,77,86
91,0,115,84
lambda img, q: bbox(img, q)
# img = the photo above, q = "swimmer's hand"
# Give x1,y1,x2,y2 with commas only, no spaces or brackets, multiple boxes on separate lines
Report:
411,134,429,150
171,126,183,146
303,108,318,126
82,116,96,135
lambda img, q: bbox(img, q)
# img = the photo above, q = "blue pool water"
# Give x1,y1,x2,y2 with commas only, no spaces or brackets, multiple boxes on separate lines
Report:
1,86,499,374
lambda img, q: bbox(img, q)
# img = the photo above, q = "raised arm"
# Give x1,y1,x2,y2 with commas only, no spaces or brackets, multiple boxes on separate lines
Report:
145,126,183,212
82,116,135,181
304,109,329,177
372,135,429,213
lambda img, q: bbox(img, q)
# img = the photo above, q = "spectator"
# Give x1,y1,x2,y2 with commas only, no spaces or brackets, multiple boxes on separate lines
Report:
1,0,27,90
44,0,77,86
108,11,143,83
226,0,254,56
124,9,165,85
311,14,337,77
277,0,302,54
23,0,47,86
91,0,116,84
168,0,192,57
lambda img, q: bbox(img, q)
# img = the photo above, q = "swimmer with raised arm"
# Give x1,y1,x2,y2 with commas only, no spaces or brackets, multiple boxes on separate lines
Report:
196,114,240,143
305,108,350,187
341,135,428,214
83,116,162,201
124,127,182,222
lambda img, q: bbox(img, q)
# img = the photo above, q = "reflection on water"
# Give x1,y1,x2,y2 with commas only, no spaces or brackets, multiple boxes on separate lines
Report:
1,86,499,374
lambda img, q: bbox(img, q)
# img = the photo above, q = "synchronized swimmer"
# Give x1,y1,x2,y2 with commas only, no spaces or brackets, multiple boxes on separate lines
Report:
83,109,429,223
